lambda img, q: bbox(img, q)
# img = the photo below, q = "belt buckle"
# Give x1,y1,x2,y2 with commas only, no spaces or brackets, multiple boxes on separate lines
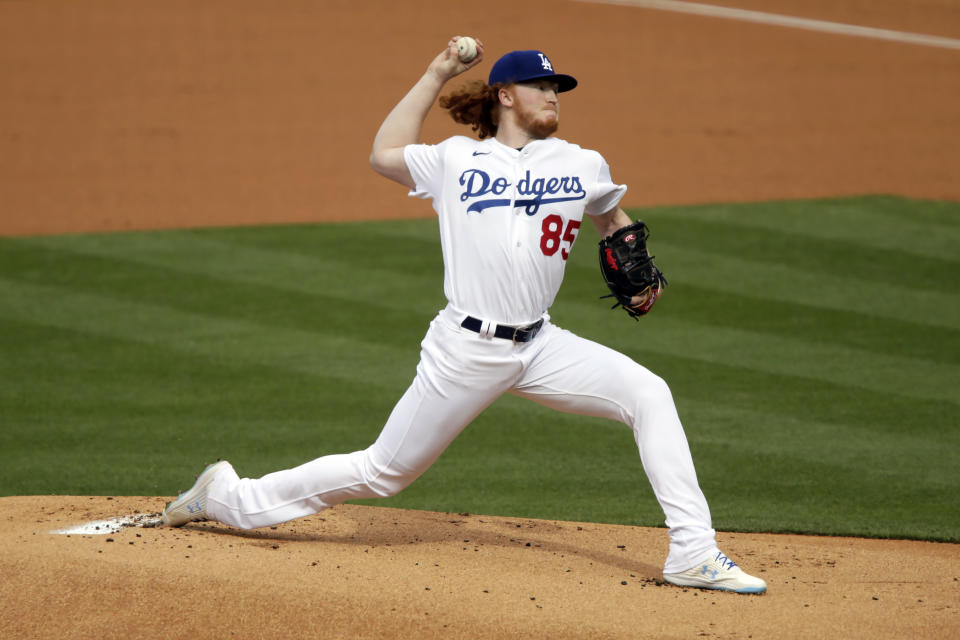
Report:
513,320,540,343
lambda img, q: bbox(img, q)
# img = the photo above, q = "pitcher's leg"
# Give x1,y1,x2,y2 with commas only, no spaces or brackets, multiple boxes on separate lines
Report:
207,369,506,529
512,325,717,573
206,318,517,530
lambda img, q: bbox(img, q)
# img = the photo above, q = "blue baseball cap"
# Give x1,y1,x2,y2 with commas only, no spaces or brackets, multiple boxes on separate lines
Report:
488,50,578,92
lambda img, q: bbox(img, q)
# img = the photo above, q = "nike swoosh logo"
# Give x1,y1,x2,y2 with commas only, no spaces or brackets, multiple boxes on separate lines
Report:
472,151,491,156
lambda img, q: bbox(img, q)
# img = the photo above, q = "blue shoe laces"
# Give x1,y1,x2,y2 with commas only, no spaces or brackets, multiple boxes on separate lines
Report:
715,552,738,570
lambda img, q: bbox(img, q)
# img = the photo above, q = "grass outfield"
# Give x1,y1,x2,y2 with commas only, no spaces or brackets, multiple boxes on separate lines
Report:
1,196,957,542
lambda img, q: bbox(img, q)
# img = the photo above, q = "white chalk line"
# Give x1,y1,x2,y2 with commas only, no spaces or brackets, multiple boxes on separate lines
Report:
51,513,163,535
577,0,960,51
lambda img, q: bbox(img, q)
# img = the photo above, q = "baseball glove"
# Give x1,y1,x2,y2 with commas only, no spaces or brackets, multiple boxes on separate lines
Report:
598,220,667,320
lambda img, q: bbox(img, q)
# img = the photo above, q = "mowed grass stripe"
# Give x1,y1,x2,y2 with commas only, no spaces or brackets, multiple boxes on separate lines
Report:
681,398,957,484
626,241,958,330
0,317,403,420
0,239,440,349
561,267,959,406
602,348,951,439
679,400,957,540
602,318,958,405
558,275,959,366
639,196,960,262
652,215,956,294
0,277,421,391
0,319,400,495
198,219,444,265
14,232,446,316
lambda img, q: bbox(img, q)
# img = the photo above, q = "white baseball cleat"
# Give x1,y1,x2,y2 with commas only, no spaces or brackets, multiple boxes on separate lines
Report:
161,460,231,527
663,550,767,594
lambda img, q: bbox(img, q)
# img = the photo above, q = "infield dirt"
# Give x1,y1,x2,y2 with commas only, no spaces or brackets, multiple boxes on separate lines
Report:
1,1,958,638
3,497,959,639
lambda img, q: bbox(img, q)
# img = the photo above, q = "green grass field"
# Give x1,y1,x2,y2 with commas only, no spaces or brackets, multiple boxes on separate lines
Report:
1,195,957,542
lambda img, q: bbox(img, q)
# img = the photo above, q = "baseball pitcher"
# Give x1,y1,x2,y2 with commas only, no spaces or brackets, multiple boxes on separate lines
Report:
162,38,766,594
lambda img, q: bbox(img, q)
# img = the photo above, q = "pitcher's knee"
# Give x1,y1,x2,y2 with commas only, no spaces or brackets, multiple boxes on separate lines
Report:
641,374,674,404
366,471,413,498
359,452,418,499
623,370,677,418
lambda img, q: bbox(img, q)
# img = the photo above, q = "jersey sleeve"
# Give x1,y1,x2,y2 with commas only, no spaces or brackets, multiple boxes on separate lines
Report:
585,153,628,216
403,142,445,200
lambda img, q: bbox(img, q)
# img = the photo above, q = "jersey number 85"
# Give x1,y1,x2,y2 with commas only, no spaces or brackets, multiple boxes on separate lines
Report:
540,214,581,260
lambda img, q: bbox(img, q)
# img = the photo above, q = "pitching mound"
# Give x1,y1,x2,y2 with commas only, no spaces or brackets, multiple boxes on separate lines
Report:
1,496,956,639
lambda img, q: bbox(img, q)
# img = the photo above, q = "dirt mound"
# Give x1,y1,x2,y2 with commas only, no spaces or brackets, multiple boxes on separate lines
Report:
2,496,956,639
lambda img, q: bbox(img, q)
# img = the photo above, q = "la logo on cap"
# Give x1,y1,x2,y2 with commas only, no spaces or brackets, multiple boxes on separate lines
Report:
487,50,578,92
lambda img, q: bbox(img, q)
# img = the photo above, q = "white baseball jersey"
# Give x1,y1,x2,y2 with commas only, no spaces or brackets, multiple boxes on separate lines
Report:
404,136,626,326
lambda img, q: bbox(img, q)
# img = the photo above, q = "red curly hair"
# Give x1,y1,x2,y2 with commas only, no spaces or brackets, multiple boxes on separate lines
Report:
438,81,504,139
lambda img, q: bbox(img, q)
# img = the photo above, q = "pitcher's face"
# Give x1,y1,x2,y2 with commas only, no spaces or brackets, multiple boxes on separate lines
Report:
507,80,560,138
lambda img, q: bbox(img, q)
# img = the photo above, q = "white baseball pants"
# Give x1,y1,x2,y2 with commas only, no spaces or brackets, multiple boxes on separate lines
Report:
206,306,718,573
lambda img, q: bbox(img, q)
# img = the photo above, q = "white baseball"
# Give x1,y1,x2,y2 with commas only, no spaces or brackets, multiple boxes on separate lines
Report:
456,36,478,63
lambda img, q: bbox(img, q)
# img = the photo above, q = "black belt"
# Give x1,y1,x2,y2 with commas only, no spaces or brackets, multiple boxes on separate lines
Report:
461,316,544,343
